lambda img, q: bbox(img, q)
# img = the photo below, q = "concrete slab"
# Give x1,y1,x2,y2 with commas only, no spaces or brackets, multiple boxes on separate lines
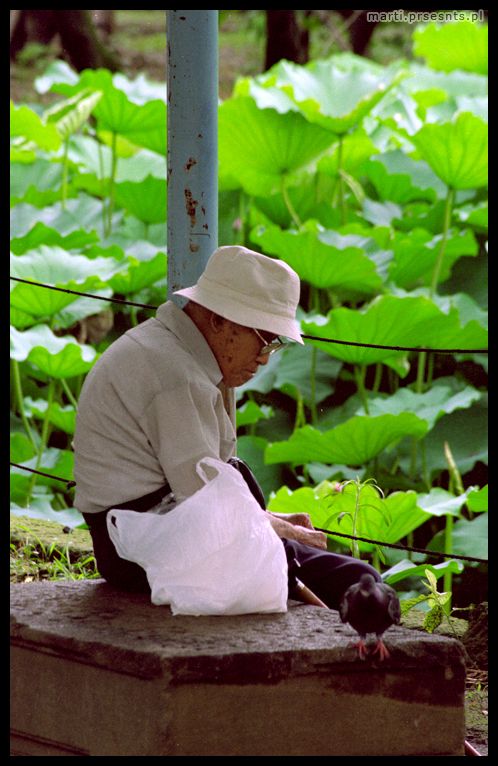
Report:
10,579,466,756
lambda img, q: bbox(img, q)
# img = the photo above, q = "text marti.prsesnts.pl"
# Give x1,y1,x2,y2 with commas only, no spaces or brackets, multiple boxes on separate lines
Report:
366,10,485,24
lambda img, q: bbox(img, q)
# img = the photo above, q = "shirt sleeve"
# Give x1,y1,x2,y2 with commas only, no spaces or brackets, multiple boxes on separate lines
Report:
141,379,236,501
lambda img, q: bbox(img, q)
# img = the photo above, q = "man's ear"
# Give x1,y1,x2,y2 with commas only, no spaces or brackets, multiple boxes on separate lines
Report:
209,311,227,334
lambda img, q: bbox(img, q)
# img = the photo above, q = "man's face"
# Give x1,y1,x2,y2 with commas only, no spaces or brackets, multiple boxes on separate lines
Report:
212,320,274,387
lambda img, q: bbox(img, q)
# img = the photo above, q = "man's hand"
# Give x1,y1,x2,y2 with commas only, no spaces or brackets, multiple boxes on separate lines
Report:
267,512,327,550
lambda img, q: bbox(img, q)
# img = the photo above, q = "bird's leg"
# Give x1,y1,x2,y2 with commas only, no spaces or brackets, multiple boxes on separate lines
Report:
355,639,369,660
371,639,390,660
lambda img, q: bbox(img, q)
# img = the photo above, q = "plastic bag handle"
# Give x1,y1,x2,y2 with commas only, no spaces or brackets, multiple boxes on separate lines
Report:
195,456,235,485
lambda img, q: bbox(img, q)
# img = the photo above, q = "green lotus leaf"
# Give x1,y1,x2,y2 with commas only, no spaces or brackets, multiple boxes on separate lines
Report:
43,68,167,156
10,102,61,153
383,559,463,586
268,485,333,521
265,413,427,467
44,88,103,141
24,397,76,435
10,325,99,379
10,221,99,256
114,176,166,224
317,127,379,177
362,149,446,204
413,19,488,75
411,112,488,189
427,513,488,560
454,201,488,231
253,58,402,134
420,292,488,349
388,227,478,288
10,158,64,207
10,195,110,242
10,247,119,323
367,382,482,429
238,343,341,407
467,485,488,513
68,136,166,182
236,435,283,502
236,401,274,429
109,251,166,295
302,293,487,368
34,59,79,94
251,223,390,296
413,487,474,518
218,96,337,196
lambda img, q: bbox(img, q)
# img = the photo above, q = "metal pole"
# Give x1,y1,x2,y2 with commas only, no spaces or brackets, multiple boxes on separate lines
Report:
167,10,219,301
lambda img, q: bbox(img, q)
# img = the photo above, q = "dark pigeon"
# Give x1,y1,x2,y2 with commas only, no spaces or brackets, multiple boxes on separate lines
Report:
339,573,401,660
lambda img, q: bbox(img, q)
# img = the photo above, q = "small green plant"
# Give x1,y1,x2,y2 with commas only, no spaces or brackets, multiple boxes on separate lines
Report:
401,568,455,634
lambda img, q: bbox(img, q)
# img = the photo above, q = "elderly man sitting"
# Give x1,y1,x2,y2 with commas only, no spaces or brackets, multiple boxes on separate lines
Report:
73,245,380,608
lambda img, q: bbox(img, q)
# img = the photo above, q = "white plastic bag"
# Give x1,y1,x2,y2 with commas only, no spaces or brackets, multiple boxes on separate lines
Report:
107,457,288,615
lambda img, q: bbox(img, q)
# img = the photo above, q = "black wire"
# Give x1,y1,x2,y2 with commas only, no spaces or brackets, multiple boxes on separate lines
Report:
9,277,489,354
314,527,487,564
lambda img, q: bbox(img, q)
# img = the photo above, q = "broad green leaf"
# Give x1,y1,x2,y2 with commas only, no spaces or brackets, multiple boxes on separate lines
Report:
10,102,62,153
383,559,463,586
10,195,111,241
10,247,119,324
24,397,76,435
218,96,337,196
416,488,471,518
10,432,37,464
236,401,274,429
265,413,427,467
238,343,341,407
454,201,488,232
413,20,488,75
34,59,80,93
268,485,342,532
44,88,103,141
236,435,283,501
251,222,390,297
317,127,379,177
68,136,166,182
427,513,488,561
10,159,64,207
467,485,488,513
10,221,99,256
108,251,166,295
405,401,488,479
388,228,478,288
252,58,403,134
10,325,99,379
302,293,488,368
51,68,167,156
411,112,488,189
114,176,166,224
362,149,446,204
367,382,482,430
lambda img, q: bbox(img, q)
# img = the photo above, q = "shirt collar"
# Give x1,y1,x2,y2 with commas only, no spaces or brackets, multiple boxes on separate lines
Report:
155,301,223,385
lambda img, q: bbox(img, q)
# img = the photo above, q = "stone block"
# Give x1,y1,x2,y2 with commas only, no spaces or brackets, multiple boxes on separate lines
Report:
10,580,466,756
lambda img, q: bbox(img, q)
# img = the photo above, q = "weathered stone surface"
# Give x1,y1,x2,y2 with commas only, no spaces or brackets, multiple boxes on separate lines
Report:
11,580,466,756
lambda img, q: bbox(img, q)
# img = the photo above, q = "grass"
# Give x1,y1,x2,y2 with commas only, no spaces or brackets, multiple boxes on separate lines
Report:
10,516,99,582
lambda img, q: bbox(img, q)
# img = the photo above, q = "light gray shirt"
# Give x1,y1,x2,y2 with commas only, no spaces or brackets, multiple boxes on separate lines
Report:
73,301,237,514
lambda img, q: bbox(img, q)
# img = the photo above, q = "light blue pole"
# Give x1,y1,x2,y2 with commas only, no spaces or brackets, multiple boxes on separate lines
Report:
167,10,219,301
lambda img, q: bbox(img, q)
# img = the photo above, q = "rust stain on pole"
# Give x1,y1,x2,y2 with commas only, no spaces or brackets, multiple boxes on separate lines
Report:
184,188,198,227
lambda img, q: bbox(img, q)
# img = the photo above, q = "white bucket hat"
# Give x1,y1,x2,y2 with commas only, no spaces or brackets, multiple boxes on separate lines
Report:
174,245,304,344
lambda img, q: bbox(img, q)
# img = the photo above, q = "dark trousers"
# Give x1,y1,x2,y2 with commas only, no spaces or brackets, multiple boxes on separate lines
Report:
84,460,380,608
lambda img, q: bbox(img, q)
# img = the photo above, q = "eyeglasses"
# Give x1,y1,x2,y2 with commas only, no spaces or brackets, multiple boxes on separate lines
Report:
253,328,287,355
